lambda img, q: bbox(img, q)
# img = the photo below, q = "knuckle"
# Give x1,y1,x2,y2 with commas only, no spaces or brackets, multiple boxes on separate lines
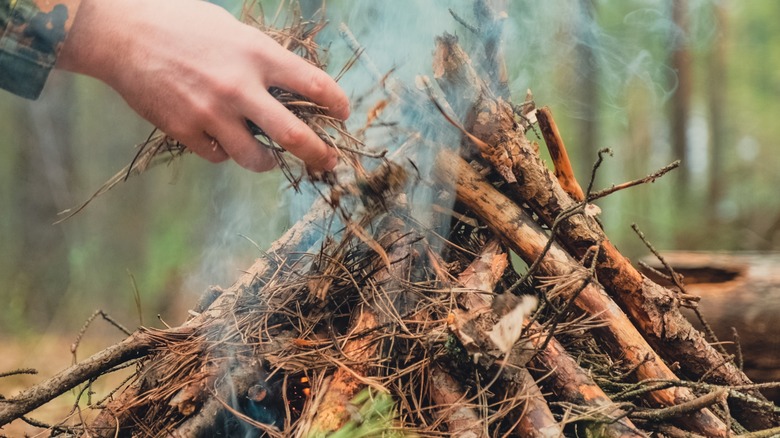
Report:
214,78,243,101
276,121,310,148
189,98,215,125
306,71,329,98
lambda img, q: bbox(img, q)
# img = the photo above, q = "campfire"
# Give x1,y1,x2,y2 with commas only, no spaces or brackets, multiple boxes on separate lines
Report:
2,2,779,437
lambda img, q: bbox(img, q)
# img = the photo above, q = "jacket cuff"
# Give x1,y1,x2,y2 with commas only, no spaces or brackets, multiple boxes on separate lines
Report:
0,0,82,99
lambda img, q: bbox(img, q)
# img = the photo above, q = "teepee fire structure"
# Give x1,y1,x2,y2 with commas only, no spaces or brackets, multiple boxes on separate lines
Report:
2,2,779,437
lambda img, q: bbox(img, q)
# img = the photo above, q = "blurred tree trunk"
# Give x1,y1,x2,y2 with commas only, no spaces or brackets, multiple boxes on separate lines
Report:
708,0,728,225
668,0,692,207
574,0,600,182
10,73,76,327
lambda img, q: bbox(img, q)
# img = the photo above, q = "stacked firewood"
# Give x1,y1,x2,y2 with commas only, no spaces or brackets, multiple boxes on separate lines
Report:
2,1,779,437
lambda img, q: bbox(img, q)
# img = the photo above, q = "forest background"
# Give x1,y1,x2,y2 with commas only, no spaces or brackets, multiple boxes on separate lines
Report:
0,0,776,384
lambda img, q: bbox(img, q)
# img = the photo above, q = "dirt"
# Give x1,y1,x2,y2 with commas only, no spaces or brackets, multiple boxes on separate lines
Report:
0,332,134,436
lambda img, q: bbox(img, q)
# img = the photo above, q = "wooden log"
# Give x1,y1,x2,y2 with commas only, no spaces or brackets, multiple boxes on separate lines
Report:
451,239,563,438
433,150,728,436
641,252,780,392
456,239,641,436
432,34,774,431
528,322,646,438
429,366,487,438
513,368,565,438
481,107,775,430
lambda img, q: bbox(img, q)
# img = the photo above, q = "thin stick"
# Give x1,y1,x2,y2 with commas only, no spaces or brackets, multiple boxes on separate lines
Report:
588,160,680,202
630,389,728,421
537,107,585,202
0,369,37,379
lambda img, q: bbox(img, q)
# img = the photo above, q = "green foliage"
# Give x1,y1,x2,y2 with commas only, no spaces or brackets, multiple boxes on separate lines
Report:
309,389,409,438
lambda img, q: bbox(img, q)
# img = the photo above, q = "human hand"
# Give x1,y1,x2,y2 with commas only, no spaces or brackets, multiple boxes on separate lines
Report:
57,0,349,172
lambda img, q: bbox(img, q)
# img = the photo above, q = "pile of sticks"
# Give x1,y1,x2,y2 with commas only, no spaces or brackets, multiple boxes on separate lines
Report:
2,1,780,437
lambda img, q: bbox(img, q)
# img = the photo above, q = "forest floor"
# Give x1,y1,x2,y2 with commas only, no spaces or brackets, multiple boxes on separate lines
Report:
0,333,134,437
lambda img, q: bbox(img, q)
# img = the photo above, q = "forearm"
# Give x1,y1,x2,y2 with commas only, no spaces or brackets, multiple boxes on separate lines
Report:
0,0,81,98
5,0,348,172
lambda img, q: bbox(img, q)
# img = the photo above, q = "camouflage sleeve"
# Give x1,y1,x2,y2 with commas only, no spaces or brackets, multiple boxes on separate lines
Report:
0,0,81,99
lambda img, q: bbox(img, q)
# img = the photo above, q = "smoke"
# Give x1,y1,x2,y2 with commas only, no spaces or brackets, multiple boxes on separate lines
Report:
190,0,720,293
183,0,727,285
183,165,287,300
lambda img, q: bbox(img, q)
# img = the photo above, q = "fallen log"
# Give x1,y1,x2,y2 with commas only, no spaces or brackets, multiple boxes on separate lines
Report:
641,251,780,395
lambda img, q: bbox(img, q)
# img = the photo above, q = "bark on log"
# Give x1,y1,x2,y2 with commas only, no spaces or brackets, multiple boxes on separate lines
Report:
513,368,565,438
429,366,487,438
456,239,641,437
452,239,563,438
433,150,728,437
528,323,646,438
483,109,775,430
642,252,780,390
432,34,774,431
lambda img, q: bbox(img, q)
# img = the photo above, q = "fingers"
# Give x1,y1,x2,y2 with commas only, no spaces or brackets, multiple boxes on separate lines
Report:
244,90,338,171
264,49,351,121
181,132,229,164
212,119,277,172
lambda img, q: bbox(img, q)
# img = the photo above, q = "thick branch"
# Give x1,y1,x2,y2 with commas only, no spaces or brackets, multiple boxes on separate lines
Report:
433,150,727,437
432,33,774,431
0,328,190,426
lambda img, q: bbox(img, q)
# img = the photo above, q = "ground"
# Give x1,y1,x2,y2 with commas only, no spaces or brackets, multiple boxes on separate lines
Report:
0,333,134,436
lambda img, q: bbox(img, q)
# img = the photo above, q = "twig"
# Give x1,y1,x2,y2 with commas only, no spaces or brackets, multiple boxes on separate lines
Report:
0,369,37,379
448,8,480,34
631,223,728,358
588,160,680,202
630,389,728,421
71,309,133,365
732,328,744,371
20,415,74,435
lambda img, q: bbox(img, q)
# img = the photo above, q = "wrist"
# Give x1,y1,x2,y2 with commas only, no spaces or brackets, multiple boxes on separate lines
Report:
56,0,138,83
